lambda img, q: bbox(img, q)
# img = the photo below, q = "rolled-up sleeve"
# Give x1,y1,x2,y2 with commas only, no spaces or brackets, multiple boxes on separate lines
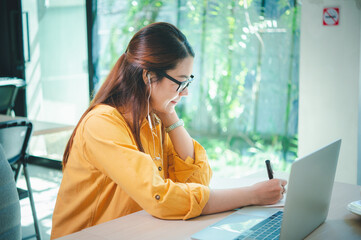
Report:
167,135,212,186
81,111,210,220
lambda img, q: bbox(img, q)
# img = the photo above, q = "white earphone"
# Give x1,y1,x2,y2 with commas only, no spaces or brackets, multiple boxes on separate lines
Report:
147,73,153,130
147,73,151,86
146,72,163,162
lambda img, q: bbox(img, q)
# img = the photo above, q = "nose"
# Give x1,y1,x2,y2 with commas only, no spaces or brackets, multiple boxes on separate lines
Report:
179,87,189,96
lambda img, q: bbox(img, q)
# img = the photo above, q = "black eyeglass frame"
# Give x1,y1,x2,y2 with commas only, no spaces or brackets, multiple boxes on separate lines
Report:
158,71,194,92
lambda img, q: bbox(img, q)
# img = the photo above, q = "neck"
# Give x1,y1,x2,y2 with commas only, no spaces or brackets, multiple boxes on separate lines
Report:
119,106,150,129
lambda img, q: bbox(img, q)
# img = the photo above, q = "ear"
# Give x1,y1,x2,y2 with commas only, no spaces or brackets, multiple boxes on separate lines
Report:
142,69,151,85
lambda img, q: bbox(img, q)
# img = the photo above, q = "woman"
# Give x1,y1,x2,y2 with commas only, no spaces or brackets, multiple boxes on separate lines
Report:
51,22,287,239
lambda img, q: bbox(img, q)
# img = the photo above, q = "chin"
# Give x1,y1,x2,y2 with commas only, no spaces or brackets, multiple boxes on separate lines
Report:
167,106,176,113
153,105,175,114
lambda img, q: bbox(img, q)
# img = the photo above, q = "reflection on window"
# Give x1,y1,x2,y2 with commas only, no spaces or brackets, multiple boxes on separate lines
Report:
95,0,300,177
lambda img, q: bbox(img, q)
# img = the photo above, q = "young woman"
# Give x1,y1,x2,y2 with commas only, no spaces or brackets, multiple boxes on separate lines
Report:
51,22,287,239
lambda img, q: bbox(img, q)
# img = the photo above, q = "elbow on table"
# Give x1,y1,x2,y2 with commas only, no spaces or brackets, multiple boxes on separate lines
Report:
143,198,203,221
140,181,209,220
143,203,187,220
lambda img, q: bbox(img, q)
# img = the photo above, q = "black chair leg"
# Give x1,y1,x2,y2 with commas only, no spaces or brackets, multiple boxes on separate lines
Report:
23,163,42,240
14,162,22,182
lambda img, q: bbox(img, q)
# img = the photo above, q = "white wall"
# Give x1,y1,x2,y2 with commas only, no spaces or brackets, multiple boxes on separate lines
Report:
299,0,361,184
23,1,89,125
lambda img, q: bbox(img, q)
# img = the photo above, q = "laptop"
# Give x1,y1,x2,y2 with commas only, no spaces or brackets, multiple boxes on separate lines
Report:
191,139,341,240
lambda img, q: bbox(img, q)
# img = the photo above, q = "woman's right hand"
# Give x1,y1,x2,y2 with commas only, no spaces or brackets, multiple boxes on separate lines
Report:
201,179,288,215
250,179,287,205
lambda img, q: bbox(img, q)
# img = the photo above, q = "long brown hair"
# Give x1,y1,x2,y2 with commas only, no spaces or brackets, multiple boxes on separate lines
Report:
63,22,194,167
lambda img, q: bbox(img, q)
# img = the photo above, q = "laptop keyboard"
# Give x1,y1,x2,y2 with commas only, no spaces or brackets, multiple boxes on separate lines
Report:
236,211,283,240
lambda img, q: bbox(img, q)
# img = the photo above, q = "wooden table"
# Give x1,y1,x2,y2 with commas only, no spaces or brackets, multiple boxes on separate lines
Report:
57,173,361,240
0,114,74,136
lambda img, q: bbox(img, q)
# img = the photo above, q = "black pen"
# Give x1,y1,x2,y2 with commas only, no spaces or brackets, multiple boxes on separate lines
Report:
265,160,274,179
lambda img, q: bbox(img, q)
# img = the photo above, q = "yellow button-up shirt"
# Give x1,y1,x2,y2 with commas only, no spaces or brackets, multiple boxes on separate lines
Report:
51,105,212,239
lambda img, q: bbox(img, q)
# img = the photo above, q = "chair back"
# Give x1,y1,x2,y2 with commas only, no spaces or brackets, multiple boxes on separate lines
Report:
0,143,21,239
0,85,17,115
0,120,33,165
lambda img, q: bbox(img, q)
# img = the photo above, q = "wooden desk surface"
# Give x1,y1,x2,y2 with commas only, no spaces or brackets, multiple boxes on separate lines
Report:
58,174,361,240
0,114,74,136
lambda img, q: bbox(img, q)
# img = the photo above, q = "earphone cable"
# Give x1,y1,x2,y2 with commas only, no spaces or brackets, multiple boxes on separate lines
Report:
147,74,163,164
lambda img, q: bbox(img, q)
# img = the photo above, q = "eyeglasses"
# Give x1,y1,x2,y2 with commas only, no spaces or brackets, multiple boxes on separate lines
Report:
158,71,194,92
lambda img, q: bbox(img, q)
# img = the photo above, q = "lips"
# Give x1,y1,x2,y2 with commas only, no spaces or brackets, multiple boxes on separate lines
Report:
170,97,180,105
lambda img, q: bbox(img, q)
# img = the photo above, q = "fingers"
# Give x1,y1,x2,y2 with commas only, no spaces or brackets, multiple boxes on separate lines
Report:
252,179,288,205
279,179,287,195
279,179,288,186
270,179,287,197
269,179,287,189
281,184,286,195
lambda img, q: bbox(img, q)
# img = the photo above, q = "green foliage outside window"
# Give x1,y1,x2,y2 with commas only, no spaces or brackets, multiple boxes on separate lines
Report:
96,0,300,177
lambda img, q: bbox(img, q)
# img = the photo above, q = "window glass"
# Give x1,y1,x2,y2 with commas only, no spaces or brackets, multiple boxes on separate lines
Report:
95,0,300,177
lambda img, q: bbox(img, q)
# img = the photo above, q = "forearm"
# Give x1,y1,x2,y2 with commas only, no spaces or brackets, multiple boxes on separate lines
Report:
201,188,254,215
201,179,287,215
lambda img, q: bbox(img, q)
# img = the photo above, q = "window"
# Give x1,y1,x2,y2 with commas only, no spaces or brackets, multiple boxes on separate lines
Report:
94,0,300,177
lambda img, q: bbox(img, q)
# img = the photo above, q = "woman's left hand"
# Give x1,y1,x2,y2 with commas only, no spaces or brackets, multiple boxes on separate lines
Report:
154,110,194,160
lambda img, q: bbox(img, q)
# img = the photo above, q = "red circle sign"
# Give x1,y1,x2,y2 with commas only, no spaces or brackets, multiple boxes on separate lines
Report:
323,8,339,26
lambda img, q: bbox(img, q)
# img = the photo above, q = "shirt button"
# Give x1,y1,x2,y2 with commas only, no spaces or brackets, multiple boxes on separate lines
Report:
155,195,160,200
158,166,162,171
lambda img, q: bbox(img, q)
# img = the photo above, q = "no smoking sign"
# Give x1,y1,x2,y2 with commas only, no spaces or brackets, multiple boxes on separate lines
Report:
323,7,339,26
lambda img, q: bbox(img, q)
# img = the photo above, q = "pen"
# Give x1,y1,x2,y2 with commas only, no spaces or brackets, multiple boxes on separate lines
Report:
265,160,274,179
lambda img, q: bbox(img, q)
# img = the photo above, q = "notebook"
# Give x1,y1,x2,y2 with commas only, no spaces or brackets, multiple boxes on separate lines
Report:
191,139,341,240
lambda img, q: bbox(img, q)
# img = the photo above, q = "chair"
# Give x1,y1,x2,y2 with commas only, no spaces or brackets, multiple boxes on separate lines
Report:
0,120,41,240
0,143,21,240
0,84,18,115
